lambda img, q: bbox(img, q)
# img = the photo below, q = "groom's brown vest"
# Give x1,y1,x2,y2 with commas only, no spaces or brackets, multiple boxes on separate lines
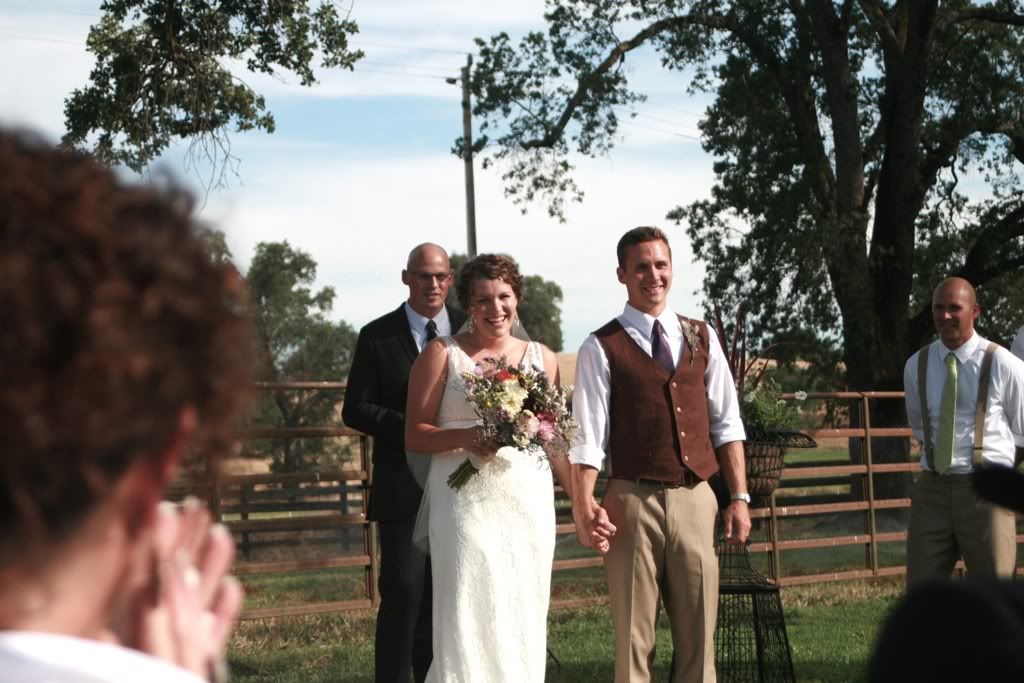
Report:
594,316,719,482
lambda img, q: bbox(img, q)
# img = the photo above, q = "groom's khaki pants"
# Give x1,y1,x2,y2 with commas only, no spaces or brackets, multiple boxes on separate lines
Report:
603,478,719,683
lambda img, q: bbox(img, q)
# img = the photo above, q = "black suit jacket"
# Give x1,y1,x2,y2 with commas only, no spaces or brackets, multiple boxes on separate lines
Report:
343,303,467,522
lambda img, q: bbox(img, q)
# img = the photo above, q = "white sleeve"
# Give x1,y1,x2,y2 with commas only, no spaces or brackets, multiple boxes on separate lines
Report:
996,349,1024,441
569,335,611,470
1011,327,1024,362
703,324,746,448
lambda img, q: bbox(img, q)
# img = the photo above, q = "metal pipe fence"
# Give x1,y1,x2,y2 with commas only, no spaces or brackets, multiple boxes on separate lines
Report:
175,385,1014,619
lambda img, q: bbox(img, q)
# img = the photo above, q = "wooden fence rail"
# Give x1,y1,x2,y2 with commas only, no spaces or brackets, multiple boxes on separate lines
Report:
173,386,1017,620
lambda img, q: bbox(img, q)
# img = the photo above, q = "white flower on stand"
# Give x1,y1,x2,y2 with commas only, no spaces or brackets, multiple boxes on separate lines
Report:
794,390,808,401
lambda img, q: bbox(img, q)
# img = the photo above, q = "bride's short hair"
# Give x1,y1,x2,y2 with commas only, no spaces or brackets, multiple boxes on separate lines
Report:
456,253,524,310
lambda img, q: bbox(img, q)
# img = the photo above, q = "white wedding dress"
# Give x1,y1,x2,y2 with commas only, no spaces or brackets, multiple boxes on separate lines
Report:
422,338,556,682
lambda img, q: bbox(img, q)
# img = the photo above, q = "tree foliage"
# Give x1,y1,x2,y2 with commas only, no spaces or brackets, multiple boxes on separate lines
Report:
469,0,1024,393
63,0,362,184
246,241,357,472
471,1,1024,496
447,253,566,351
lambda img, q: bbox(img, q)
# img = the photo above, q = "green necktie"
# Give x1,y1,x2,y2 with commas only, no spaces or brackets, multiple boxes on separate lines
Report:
934,353,958,474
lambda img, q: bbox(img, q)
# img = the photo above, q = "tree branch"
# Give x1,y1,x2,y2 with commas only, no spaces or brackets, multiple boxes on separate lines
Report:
943,7,1024,29
520,14,723,149
858,0,901,54
519,10,838,209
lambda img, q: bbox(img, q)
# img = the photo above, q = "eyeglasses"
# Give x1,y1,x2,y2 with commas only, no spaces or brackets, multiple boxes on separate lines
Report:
409,270,453,284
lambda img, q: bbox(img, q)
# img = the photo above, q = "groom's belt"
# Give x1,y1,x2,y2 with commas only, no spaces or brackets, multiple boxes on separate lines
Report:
613,470,702,488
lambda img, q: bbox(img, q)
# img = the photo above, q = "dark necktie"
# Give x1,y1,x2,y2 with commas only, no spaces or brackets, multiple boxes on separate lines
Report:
425,319,438,343
651,320,675,373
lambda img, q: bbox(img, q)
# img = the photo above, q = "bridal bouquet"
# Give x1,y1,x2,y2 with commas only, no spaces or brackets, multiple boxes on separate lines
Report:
447,355,578,490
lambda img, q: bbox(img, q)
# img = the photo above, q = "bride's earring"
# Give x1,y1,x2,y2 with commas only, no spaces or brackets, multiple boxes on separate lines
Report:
468,316,475,333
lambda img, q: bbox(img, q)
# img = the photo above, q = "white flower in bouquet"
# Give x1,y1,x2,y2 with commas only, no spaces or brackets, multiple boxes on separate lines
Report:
498,380,528,415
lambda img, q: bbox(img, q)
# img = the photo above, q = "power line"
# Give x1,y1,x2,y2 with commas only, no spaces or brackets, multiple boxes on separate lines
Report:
352,67,450,81
0,2,98,17
359,60,460,73
350,39,469,56
621,120,701,141
0,31,83,46
643,98,707,119
634,111,701,133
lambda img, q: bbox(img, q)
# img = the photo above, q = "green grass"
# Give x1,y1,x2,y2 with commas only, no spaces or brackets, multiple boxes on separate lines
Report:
228,578,901,682
784,447,850,465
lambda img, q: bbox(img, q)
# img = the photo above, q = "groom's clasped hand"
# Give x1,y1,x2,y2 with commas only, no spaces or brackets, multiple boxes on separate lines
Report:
573,499,617,555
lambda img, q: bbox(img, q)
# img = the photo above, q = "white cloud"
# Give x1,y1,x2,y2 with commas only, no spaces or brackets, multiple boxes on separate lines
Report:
0,0,721,351
204,143,715,350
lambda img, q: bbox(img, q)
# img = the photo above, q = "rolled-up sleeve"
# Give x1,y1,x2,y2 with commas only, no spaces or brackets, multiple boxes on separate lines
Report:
703,325,746,448
569,335,610,470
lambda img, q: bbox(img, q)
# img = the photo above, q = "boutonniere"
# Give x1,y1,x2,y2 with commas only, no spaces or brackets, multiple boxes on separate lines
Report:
680,319,701,367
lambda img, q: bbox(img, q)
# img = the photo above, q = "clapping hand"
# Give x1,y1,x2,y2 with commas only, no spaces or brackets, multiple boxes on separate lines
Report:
107,497,243,682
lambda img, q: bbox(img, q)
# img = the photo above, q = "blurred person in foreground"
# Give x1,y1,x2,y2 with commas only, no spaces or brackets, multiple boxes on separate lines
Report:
0,129,252,682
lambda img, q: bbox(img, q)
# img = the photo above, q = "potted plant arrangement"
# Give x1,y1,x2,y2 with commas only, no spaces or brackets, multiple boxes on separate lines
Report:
711,308,816,507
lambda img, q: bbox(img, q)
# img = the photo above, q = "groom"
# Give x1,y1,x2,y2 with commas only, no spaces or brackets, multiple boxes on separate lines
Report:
343,243,466,683
571,226,751,682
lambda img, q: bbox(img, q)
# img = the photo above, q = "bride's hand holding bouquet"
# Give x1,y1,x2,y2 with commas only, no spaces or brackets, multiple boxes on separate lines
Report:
448,355,578,490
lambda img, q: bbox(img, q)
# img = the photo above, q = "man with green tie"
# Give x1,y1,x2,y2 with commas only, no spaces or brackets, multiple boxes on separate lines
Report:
903,277,1024,587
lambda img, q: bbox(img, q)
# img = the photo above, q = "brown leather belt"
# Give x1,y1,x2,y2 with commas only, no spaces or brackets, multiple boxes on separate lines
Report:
615,470,701,488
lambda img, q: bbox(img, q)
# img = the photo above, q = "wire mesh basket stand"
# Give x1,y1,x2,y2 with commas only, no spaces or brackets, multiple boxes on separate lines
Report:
710,429,814,683
714,536,796,683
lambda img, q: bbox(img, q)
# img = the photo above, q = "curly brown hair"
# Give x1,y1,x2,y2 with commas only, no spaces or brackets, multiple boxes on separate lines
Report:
455,253,524,310
0,129,253,550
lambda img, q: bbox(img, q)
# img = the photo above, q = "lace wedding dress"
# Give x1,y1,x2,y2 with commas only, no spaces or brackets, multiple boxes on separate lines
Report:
422,338,556,682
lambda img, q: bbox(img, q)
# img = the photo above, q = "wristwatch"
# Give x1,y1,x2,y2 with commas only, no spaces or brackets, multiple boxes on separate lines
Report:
731,492,751,504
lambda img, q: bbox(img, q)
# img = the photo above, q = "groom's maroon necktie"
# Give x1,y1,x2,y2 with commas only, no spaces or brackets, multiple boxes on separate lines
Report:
651,320,676,373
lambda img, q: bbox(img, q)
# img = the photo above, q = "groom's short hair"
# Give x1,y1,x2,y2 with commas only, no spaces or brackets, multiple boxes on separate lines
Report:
616,226,672,267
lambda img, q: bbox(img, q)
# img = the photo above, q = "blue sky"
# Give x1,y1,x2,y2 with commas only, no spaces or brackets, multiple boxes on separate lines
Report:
0,0,720,350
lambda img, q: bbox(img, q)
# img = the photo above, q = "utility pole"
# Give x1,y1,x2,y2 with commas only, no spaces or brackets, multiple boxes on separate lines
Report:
449,54,477,258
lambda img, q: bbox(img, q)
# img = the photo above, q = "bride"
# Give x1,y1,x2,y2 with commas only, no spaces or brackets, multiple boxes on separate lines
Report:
406,253,575,682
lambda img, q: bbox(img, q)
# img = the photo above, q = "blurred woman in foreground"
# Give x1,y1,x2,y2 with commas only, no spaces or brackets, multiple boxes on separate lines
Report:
0,129,252,682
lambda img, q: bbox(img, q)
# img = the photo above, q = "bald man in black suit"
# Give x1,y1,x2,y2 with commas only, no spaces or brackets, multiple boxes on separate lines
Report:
343,243,466,683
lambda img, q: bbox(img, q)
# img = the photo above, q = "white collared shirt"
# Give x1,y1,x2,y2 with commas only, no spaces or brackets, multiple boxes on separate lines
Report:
569,303,746,470
0,631,204,682
1012,326,1024,361
903,332,1024,472
404,302,453,352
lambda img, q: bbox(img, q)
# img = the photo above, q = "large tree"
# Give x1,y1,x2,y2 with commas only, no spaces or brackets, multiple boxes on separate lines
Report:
469,1,1024,493
63,0,362,184
246,241,357,472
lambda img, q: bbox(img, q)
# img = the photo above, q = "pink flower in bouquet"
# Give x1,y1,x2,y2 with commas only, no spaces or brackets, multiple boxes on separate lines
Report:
536,412,557,443
516,410,540,439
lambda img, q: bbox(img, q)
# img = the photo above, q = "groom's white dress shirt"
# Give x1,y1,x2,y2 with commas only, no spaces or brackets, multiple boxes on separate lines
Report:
0,631,204,683
903,332,1024,473
1012,326,1024,361
570,303,746,470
